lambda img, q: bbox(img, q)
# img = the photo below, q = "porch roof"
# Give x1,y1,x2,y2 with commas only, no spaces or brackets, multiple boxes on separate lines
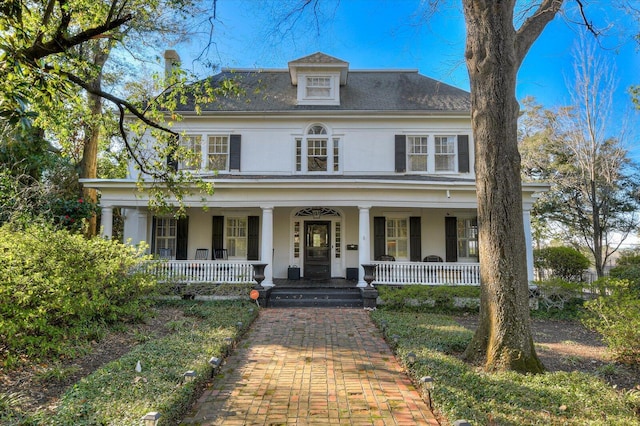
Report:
82,176,549,209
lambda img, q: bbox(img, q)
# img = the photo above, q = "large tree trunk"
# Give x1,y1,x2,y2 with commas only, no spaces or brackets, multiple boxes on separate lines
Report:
460,0,561,373
79,45,109,237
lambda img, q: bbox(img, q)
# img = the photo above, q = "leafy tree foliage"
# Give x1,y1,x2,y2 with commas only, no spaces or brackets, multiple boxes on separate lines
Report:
0,0,240,221
519,42,640,278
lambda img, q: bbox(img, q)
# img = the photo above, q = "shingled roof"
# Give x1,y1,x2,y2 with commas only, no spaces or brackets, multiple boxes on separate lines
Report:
177,54,471,113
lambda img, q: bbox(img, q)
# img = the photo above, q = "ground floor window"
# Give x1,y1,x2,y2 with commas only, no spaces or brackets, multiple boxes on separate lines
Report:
155,217,177,257
457,217,478,260
386,218,408,260
226,217,247,258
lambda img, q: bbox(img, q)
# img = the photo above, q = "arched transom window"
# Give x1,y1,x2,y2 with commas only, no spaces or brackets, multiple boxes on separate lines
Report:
295,124,341,173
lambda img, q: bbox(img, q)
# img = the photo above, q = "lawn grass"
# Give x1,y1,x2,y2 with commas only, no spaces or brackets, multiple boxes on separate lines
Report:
371,310,640,426
2,299,258,426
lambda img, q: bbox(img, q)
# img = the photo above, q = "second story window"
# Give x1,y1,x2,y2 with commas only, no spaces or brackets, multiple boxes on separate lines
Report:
296,124,341,173
435,136,456,172
179,135,202,170
408,136,428,172
397,134,467,174
208,135,229,171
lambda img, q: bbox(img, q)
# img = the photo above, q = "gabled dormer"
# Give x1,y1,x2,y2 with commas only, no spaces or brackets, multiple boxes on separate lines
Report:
288,52,349,106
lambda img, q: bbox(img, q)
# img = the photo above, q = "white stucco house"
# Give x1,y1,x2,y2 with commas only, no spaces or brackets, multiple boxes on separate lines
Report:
83,52,544,288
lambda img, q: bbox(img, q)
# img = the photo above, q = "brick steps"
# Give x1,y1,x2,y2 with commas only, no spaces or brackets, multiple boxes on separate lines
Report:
267,287,363,308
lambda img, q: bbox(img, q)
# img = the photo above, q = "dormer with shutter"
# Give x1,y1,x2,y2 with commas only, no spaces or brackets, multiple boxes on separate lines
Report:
288,52,349,106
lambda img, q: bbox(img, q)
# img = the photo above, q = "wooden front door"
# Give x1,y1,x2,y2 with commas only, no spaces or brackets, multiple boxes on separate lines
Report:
304,221,331,280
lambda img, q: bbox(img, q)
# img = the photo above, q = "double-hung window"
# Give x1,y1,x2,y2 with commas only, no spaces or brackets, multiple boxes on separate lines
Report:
435,136,456,172
457,218,479,260
178,134,229,172
179,135,202,170
386,218,408,260
154,218,177,257
207,135,229,171
226,217,247,258
306,76,332,98
404,134,459,173
408,136,428,172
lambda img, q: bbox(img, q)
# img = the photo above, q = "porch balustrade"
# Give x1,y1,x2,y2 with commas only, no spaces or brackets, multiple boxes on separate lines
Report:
142,260,481,285
373,261,481,285
147,260,255,284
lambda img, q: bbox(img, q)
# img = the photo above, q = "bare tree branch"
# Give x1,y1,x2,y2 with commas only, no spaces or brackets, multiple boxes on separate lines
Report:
515,0,563,66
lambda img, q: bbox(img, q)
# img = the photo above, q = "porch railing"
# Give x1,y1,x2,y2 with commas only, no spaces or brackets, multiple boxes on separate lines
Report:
373,261,480,285
141,260,481,286
145,260,255,284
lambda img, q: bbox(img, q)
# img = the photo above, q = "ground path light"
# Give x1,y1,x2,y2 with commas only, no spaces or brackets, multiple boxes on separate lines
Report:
420,376,435,409
141,412,160,426
183,370,196,383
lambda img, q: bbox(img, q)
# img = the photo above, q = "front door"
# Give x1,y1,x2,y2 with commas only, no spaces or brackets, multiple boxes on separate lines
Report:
304,221,331,280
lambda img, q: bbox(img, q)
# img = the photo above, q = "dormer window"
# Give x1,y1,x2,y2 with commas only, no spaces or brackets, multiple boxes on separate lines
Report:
296,73,339,105
306,76,332,98
288,52,349,106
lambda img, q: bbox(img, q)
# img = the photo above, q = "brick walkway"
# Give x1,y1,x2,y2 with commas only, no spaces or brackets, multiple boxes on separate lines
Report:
181,308,439,425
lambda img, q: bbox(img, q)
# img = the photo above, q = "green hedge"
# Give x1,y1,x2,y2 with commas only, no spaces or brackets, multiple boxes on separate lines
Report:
376,285,481,312
0,224,156,366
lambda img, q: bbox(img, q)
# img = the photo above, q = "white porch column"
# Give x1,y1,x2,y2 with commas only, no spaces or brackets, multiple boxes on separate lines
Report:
523,209,535,282
357,205,372,287
100,206,113,239
137,210,148,251
260,205,274,287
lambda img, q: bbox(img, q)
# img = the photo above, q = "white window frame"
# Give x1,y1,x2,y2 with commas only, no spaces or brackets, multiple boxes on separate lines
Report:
177,133,230,173
406,134,459,174
386,217,409,261
457,217,479,261
297,73,340,106
226,216,248,259
294,124,341,174
207,135,229,171
154,217,177,258
306,76,332,98
179,135,202,170
407,136,429,172
434,135,457,172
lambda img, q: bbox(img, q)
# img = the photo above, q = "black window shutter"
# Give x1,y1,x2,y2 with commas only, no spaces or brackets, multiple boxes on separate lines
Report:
410,216,422,261
176,217,189,260
212,216,224,252
151,216,157,254
247,216,260,261
458,135,469,173
229,134,241,171
394,135,406,173
445,216,458,262
373,216,386,260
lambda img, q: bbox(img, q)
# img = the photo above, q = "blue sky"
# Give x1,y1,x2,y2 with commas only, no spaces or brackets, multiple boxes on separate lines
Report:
175,0,639,146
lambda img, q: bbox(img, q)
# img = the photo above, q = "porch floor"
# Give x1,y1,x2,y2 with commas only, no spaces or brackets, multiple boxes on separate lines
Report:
272,278,358,288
